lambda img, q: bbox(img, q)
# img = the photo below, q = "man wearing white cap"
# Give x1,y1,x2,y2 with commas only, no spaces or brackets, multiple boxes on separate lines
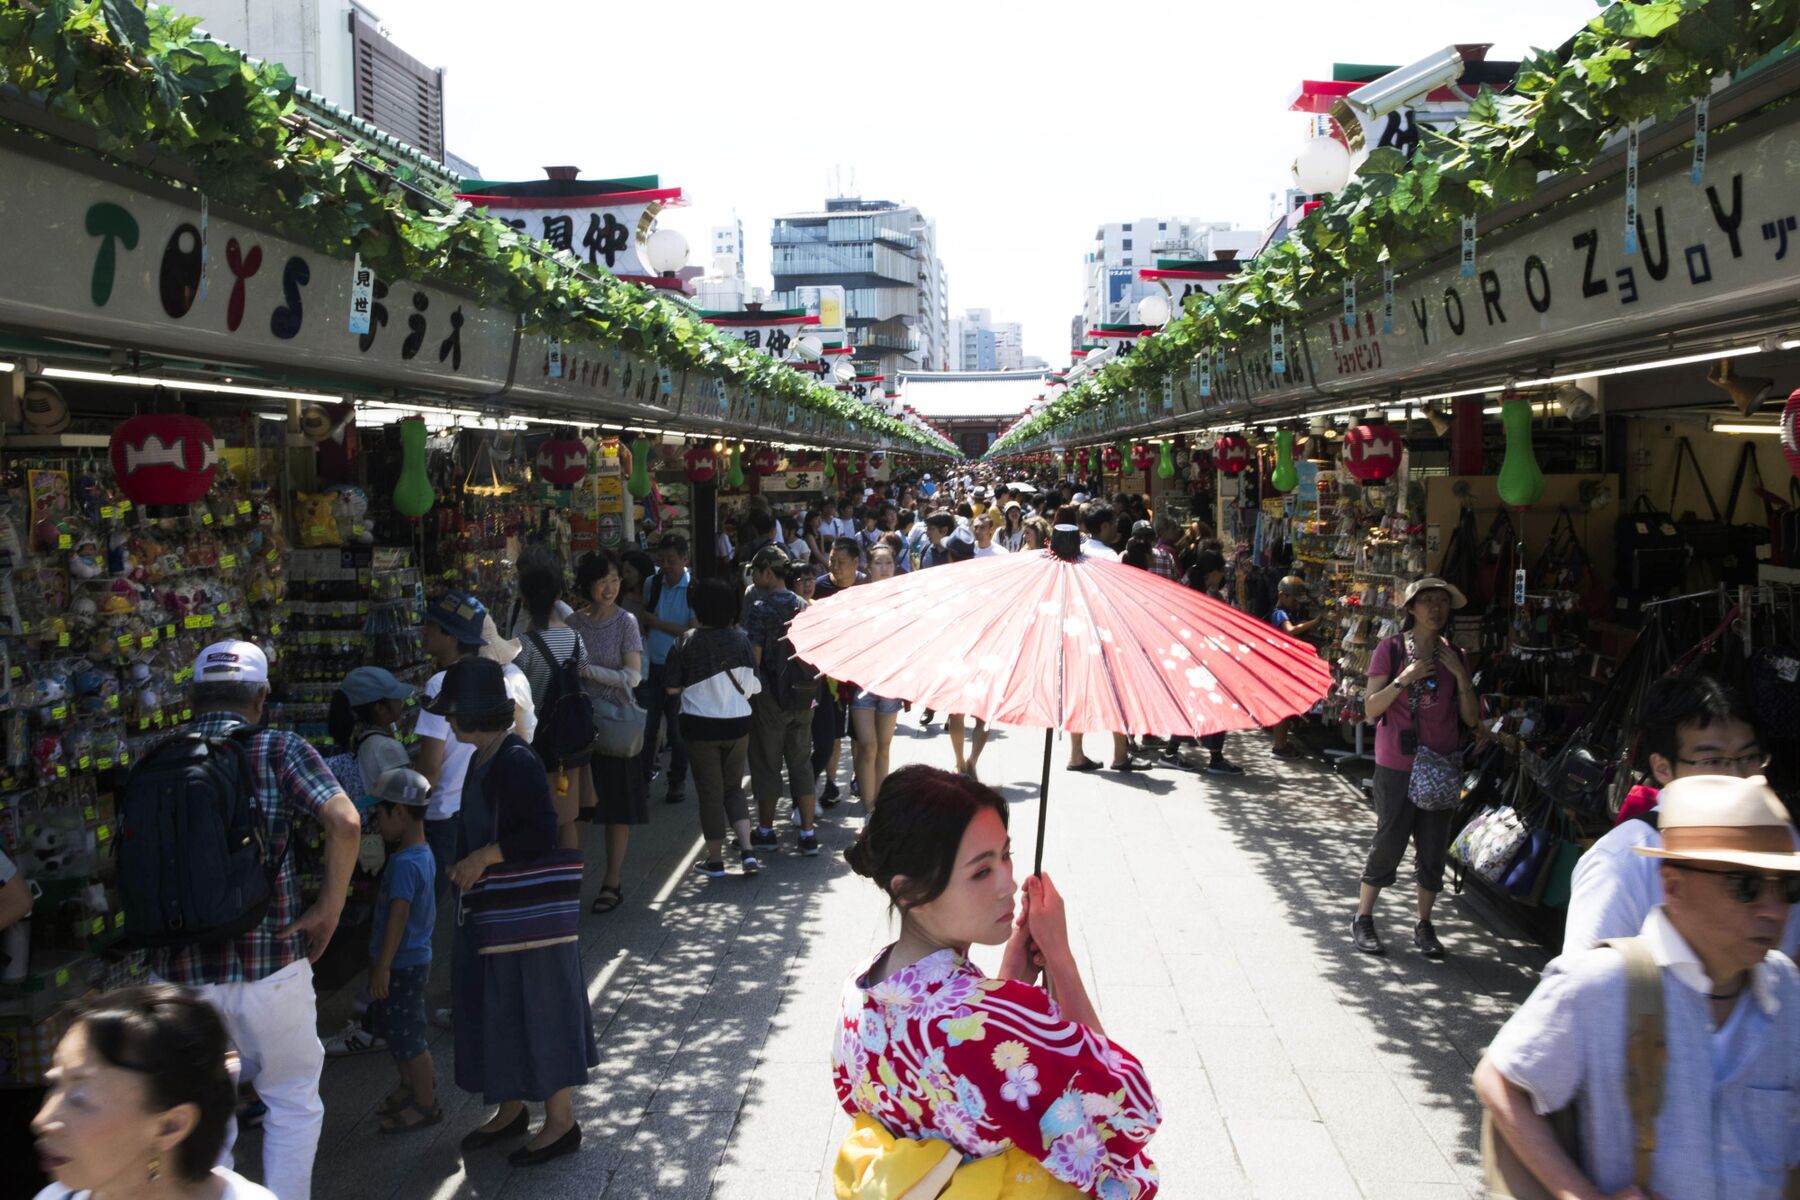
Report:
1477,775,1800,1199
149,641,361,1200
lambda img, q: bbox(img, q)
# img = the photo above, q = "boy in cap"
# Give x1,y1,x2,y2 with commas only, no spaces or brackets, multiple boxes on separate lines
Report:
1267,576,1319,759
1477,775,1800,1199
365,767,440,1133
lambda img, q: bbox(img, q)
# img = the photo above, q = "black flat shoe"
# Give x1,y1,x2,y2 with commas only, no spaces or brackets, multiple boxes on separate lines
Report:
508,1123,581,1167
1065,758,1100,772
460,1107,529,1151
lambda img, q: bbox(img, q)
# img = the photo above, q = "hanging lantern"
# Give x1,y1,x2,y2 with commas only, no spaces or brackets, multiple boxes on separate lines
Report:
751,446,780,476
1342,423,1401,482
1102,445,1122,472
1783,388,1800,482
726,445,746,488
1157,440,1176,479
823,452,837,483
835,451,853,479
1496,392,1547,508
109,413,219,509
1270,430,1300,493
1213,434,1251,475
393,417,434,518
625,437,653,497
868,451,885,470
683,444,718,483
1131,442,1155,471
534,436,589,488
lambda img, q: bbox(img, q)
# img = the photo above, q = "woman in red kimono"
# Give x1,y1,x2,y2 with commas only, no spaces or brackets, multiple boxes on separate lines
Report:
833,765,1161,1199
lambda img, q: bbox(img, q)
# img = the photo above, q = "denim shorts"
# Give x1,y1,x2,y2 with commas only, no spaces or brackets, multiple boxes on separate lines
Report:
849,690,903,715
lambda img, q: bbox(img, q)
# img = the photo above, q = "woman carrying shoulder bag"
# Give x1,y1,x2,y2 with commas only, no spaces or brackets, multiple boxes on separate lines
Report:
1352,576,1480,960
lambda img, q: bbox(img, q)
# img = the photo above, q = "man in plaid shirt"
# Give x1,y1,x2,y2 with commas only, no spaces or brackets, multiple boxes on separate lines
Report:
152,641,360,1200
1149,514,1182,581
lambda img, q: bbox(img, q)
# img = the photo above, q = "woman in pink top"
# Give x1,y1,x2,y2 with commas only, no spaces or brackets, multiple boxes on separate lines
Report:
1351,577,1480,960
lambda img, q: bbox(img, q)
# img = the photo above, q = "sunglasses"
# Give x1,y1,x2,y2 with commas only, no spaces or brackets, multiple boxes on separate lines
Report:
1669,863,1800,905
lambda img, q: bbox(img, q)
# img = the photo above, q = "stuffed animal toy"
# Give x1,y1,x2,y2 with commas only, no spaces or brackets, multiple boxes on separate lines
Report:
295,492,342,546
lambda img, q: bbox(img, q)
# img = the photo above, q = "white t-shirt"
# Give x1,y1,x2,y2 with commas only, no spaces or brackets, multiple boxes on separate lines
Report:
503,662,536,743
1080,537,1120,562
38,1167,275,1200
414,662,537,822
973,542,1008,557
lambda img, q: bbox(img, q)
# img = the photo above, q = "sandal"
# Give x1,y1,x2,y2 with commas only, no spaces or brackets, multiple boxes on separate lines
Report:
590,885,624,914
374,1086,414,1118
378,1099,443,1135
1065,758,1100,772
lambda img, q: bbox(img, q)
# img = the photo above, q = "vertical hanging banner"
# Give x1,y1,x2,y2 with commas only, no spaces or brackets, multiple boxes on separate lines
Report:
1342,276,1356,326
1271,322,1287,376
346,254,374,336
1137,390,1149,418
1162,376,1175,412
1624,120,1641,254
657,364,672,397
1199,353,1213,399
1691,96,1709,184
197,195,210,304
1460,217,1477,277
1382,265,1395,335
548,341,563,378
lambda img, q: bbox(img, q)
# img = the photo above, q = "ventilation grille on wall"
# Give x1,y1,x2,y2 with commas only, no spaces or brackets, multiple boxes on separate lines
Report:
350,11,444,161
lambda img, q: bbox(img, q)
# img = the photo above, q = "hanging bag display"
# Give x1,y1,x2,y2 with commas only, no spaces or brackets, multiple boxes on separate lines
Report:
1613,495,1687,595
1721,440,1775,584
1667,436,1730,560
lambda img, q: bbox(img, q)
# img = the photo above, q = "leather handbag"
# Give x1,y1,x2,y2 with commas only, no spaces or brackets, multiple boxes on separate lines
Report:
1613,495,1687,595
1668,436,1730,560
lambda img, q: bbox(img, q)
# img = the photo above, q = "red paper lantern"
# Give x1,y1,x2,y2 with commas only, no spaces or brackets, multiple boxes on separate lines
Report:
109,414,219,507
835,452,852,478
1213,434,1250,475
1782,389,1800,482
1131,442,1155,471
1102,446,1122,472
684,445,718,483
534,437,589,487
751,447,780,476
1343,423,1401,482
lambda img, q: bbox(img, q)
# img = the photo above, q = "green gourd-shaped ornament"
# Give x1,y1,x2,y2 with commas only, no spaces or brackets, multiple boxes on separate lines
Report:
823,452,836,484
1497,393,1547,508
1270,430,1299,493
1157,440,1175,479
726,445,745,489
626,437,653,498
393,416,434,517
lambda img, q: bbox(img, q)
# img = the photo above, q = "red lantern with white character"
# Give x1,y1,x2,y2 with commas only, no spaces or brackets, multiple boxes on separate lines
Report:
684,445,718,483
1213,435,1250,475
1343,423,1401,482
534,437,589,487
751,447,780,476
1131,442,1155,471
1783,389,1800,482
1101,445,1122,472
868,451,884,470
110,414,219,509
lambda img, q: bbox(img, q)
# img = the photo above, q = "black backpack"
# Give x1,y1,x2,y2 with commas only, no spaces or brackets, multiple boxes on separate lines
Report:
527,630,597,769
757,598,820,710
117,727,274,947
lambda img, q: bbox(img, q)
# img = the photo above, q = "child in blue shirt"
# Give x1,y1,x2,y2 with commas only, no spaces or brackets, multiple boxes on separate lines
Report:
1269,576,1321,759
368,767,439,1133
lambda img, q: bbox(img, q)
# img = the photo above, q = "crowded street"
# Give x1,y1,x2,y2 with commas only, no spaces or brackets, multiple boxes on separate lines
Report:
294,723,1545,1199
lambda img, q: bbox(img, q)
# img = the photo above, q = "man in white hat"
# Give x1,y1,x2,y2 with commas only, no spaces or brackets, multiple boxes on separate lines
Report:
1476,774,1800,1199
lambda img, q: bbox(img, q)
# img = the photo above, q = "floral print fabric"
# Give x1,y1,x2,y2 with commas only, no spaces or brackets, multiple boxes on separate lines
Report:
832,946,1160,1199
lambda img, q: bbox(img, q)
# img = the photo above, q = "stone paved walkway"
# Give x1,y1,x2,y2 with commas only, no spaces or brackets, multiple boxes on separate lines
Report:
285,720,1549,1198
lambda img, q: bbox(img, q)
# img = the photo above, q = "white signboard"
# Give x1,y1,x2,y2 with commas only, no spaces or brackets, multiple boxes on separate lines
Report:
460,185,681,278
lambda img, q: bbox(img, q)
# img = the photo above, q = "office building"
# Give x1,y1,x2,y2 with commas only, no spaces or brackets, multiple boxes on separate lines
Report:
770,197,949,379
1077,217,1261,341
949,309,1025,372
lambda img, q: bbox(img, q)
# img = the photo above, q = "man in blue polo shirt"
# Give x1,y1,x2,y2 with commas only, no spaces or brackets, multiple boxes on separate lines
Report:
641,533,696,801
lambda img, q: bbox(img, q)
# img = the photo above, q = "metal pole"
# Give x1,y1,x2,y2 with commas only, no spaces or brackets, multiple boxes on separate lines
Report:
1033,726,1053,877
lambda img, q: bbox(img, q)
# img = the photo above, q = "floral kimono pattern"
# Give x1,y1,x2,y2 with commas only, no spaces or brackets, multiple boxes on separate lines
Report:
832,947,1161,1199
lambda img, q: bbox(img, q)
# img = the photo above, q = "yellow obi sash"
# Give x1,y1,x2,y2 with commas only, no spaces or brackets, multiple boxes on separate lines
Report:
835,1114,1088,1199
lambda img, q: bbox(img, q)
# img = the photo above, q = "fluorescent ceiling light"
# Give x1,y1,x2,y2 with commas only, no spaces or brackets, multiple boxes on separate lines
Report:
0,361,14,372
1711,423,1781,435
41,366,339,403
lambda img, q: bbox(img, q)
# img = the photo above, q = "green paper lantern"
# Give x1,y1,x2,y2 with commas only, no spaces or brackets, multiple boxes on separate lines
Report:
1497,393,1547,508
823,452,836,483
1270,430,1299,493
393,416,434,517
626,437,653,498
726,445,745,488
1157,440,1176,479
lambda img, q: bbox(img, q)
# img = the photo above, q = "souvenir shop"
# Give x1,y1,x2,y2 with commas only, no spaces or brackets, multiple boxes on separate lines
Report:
1046,75,1800,945
0,125,918,1085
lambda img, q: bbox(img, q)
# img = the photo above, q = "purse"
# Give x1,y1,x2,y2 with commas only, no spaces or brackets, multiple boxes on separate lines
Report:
457,755,584,955
1387,638,1464,812
591,694,647,759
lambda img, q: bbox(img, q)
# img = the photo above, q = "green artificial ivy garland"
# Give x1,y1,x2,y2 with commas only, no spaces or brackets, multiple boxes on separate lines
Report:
991,0,1798,456
0,1,955,455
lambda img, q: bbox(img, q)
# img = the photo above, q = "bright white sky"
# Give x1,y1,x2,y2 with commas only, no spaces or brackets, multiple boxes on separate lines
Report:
370,0,1598,365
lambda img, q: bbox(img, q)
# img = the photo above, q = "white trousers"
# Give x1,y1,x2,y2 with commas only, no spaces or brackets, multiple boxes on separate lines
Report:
191,958,325,1200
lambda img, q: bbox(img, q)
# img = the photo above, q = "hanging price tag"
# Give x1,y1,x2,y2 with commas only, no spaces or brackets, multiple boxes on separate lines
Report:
1624,120,1641,255
1514,567,1528,607
1270,323,1287,376
1460,217,1477,277
347,254,374,336
1161,377,1175,412
1382,265,1395,335
1343,276,1356,326
1189,362,1200,389
1691,96,1709,183
657,364,673,396
547,341,563,378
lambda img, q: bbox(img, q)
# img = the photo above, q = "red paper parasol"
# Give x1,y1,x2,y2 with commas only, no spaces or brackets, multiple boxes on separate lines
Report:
787,540,1330,868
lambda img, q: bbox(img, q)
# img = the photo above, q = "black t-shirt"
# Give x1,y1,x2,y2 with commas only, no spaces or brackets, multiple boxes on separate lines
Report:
813,572,865,599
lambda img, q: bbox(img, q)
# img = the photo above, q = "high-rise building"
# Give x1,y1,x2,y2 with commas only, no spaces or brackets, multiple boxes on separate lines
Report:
712,220,746,279
770,198,949,380
186,0,458,168
948,309,1024,372
1076,217,1262,344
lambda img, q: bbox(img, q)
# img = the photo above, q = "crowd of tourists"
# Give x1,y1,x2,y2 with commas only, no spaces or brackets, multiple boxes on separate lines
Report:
17,464,1800,1200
